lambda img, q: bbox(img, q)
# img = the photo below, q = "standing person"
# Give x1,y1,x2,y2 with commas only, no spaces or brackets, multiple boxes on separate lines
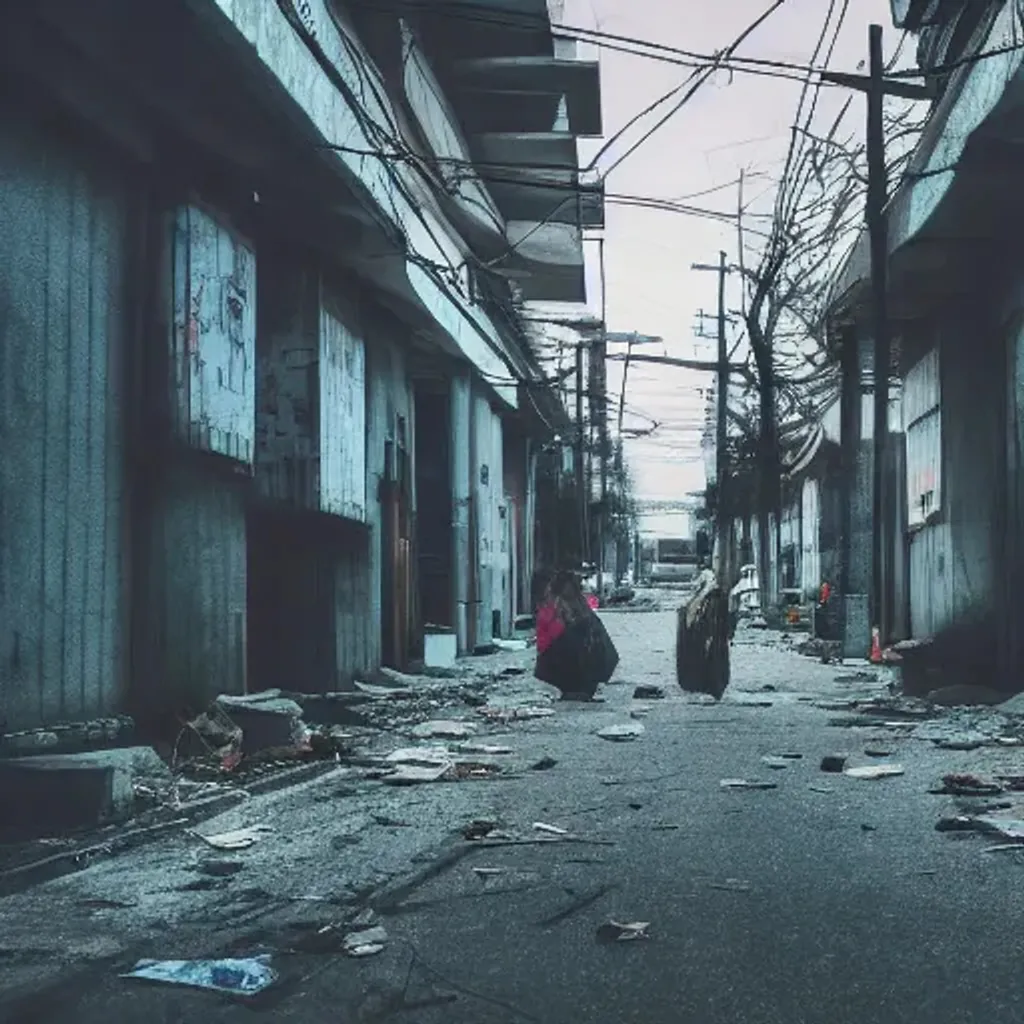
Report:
534,569,619,700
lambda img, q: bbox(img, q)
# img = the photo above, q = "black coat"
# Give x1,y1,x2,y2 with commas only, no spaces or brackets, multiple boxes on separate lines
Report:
535,611,620,697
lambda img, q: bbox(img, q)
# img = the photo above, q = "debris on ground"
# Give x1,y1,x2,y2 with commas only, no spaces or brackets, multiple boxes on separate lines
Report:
720,778,778,791
473,867,505,877
596,920,651,943
493,638,529,652
453,743,514,756
633,685,665,700
761,756,793,770
533,821,570,836
596,723,645,742
121,955,278,996
190,824,274,851
343,925,389,957
809,783,835,793
530,757,559,771
820,755,847,773
411,720,477,740
844,764,905,780
865,747,893,758
194,859,245,877
464,820,502,841
708,879,752,892
936,815,1024,841
477,705,555,724
932,774,1003,797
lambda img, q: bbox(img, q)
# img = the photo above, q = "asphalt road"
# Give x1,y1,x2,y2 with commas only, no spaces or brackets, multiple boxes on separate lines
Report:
10,610,1024,1023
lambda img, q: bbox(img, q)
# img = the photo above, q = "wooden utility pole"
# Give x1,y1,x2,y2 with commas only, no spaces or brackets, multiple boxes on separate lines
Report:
693,254,733,585
575,339,587,568
821,25,932,645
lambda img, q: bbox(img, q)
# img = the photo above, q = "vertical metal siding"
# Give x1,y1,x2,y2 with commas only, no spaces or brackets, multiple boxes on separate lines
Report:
142,464,247,708
450,374,472,651
320,299,367,521
904,347,942,527
0,116,127,730
800,478,821,599
171,204,256,463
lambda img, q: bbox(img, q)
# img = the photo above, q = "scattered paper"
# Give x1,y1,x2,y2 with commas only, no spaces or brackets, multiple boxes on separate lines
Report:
191,825,274,851
720,778,778,791
596,920,650,943
121,956,277,996
844,764,905,780
533,821,570,836
597,723,645,742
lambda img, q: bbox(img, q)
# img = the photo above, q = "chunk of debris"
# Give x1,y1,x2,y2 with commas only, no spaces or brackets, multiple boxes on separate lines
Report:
720,778,778,791
530,757,559,771
343,925,388,958
493,638,529,652
411,720,477,740
190,825,274,851
820,755,847,773
865,747,893,758
473,867,505,878
633,685,665,700
214,693,307,754
843,764,905,780
708,879,751,893
596,723,645,742
533,821,570,836
195,859,245,878
121,956,278,996
934,735,986,751
761,756,793,770
927,685,1005,708
596,920,650,944
933,774,1003,797
464,820,501,841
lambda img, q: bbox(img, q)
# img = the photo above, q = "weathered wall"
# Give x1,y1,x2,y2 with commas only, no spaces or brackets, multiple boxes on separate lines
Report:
364,305,415,669
0,103,129,730
137,462,248,715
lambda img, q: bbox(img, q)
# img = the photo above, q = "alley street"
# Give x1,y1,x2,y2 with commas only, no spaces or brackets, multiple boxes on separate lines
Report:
5,607,1024,1023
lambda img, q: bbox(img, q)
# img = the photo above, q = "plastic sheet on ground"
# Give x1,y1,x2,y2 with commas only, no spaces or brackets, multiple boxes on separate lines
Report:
120,955,277,996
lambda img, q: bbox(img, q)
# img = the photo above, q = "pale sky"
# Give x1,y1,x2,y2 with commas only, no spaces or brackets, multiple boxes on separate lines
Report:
561,0,902,520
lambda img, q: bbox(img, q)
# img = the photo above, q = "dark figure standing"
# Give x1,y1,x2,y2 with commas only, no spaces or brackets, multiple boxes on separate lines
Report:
534,569,619,700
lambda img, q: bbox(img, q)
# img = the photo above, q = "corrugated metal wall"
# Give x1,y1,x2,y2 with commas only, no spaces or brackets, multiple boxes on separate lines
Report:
320,295,367,521
0,111,128,730
170,204,256,464
450,373,472,651
138,463,247,712
255,254,319,507
800,478,820,599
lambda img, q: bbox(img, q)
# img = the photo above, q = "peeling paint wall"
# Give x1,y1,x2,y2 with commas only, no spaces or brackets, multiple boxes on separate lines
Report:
170,203,256,463
0,109,129,730
320,293,367,521
255,254,319,507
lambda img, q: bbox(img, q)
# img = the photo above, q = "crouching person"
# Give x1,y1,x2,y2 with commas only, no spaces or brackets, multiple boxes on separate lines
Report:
535,570,619,700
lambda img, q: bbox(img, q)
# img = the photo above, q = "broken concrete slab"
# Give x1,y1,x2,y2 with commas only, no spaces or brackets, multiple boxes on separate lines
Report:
926,685,1005,708
214,694,306,753
0,752,134,832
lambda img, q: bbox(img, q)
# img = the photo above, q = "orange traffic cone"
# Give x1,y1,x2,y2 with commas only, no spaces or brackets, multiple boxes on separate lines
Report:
869,626,883,665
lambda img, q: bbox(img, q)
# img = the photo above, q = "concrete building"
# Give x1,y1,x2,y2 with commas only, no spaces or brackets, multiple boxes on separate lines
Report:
825,0,1024,683
0,0,601,737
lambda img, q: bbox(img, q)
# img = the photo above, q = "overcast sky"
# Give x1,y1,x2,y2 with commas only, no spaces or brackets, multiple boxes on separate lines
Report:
562,0,902,533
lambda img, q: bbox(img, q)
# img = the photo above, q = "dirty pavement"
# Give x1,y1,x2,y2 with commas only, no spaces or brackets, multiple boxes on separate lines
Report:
6,606,1024,1022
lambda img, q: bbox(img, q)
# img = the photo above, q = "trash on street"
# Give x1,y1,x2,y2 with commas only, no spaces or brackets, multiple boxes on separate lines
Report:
761,756,793,770
530,756,559,771
820,755,848,773
933,774,1003,797
844,764,905,780
709,879,752,892
534,570,619,699
596,920,651,943
121,956,278,996
533,821,570,836
720,778,778,790
343,925,389,957
597,722,645,742
191,824,274,851
411,720,477,739
633,685,665,700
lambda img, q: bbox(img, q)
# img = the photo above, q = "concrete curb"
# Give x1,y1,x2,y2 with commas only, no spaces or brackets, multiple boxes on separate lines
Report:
0,759,339,898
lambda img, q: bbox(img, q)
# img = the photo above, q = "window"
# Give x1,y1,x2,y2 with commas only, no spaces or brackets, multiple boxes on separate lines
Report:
903,348,942,528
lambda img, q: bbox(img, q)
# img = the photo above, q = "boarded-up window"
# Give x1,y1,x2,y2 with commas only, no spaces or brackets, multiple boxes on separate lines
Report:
319,302,366,521
903,348,941,528
171,204,256,463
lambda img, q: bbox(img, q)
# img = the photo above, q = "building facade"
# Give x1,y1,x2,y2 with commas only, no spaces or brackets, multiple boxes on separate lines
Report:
0,0,601,735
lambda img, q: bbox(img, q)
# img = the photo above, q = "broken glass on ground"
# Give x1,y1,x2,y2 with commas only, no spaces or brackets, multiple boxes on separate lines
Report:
121,956,277,996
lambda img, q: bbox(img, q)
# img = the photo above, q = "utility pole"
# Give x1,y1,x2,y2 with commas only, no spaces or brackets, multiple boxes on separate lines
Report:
693,254,733,586
575,338,586,569
596,236,609,602
822,26,932,646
